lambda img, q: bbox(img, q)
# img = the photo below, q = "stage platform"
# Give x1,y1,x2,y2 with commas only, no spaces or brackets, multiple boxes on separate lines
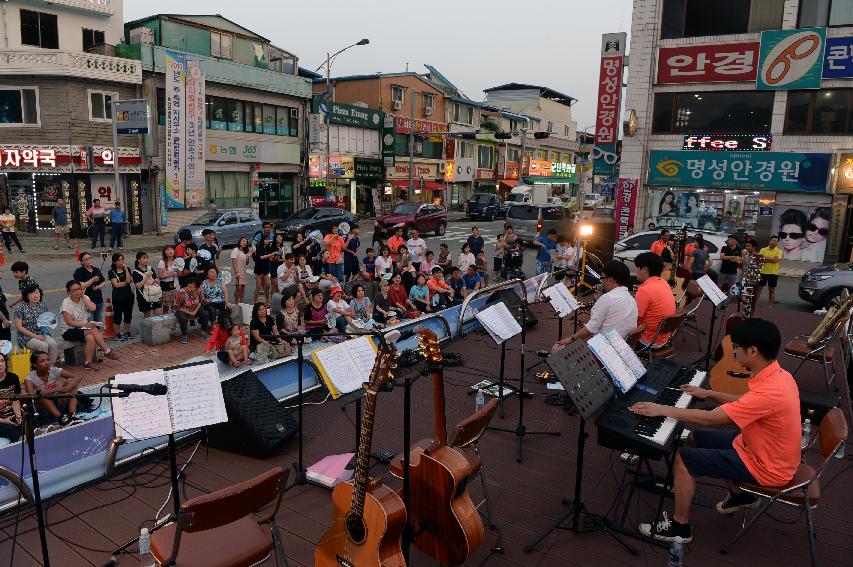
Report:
1,300,851,567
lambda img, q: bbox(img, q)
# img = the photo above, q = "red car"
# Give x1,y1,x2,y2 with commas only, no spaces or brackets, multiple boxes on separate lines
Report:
374,202,447,237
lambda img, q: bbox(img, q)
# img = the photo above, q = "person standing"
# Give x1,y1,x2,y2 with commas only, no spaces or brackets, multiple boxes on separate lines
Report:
52,198,71,250
466,226,484,256
650,228,674,270
493,233,506,282
754,236,783,310
532,229,558,275
343,226,361,282
86,198,107,249
406,228,426,272
208,199,218,214
323,224,345,282
253,233,274,303
108,201,127,251
0,208,24,253
387,227,405,262
132,252,163,318
718,235,741,292
230,237,251,305
108,253,134,341
686,234,711,282
457,242,475,274
73,252,107,322
157,245,180,314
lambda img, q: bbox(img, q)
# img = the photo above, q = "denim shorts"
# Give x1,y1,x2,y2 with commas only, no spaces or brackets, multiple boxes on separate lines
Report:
679,429,756,483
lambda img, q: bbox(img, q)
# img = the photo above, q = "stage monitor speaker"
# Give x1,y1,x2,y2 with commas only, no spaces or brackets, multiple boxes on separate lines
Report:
485,288,538,329
206,370,298,459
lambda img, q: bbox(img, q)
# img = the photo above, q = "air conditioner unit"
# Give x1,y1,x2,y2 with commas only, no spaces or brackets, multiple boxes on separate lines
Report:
424,106,433,116
129,27,155,45
393,100,403,110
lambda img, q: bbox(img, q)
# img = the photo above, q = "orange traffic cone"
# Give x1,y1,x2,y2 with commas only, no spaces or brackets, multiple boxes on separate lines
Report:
103,298,116,339
0,247,4,267
74,238,80,263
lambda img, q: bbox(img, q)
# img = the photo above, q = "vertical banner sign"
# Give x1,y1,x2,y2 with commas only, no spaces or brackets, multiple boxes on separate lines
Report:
382,115,396,167
594,33,626,176
614,178,638,240
185,58,206,208
757,28,826,90
164,50,186,208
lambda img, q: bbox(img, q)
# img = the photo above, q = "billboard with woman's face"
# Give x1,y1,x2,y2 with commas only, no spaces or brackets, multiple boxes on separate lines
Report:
771,205,831,263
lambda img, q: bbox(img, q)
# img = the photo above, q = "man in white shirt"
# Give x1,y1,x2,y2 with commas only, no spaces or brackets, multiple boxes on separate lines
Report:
551,260,638,353
406,229,427,271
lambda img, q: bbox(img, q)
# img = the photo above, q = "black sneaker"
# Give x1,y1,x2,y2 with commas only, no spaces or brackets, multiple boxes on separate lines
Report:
57,413,73,427
639,512,693,543
716,491,760,514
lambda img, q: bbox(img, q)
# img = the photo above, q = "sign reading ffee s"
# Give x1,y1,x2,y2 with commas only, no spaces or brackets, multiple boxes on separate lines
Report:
682,134,772,151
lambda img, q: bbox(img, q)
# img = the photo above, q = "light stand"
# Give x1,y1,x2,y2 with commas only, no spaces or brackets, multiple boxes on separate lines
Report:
572,225,595,296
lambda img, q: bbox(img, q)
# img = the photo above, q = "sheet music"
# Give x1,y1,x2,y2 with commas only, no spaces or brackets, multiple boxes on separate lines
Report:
312,336,377,396
586,266,601,280
165,362,227,432
604,329,646,382
587,334,636,394
476,302,522,345
696,274,727,306
543,282,579,318
111,370,172,441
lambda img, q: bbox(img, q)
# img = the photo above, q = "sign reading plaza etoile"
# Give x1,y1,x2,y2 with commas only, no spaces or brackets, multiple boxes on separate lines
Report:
594,32,626,176
311,98,383,129
647,150,831,193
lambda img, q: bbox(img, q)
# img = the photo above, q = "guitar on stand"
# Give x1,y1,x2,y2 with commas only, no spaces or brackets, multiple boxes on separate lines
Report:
315,343,407,567
395,330,484,566
709,254,763,396
665,226,689,308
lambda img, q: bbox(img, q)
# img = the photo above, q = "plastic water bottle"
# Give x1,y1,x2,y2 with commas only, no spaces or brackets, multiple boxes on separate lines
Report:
667,536,683,567
475,388,485,412
138,527,155,567
801,419,812,450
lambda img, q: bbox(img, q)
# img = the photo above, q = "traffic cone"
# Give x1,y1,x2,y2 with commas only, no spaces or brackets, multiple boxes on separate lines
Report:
0,247,4,267
103,298,116,339
74,238,80,263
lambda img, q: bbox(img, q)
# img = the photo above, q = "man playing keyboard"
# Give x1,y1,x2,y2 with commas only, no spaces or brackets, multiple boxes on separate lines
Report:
628,318,800,543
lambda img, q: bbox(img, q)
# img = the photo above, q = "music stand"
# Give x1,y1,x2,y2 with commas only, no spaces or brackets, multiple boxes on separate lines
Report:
524,340,638,555
691,274,729,372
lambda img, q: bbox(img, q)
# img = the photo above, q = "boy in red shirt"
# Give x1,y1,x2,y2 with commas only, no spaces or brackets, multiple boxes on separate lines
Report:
630,318,801,543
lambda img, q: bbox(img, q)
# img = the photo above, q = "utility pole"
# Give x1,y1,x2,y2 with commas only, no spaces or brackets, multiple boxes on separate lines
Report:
408,88,416,195
325,51,331,193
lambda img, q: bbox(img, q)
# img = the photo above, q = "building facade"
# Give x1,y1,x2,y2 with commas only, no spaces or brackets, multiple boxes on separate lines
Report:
124,14,311,227
622,0,853,264
0,0,144,235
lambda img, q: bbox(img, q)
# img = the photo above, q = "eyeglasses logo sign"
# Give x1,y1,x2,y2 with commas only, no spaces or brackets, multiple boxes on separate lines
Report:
656,159,684,177
757,28,826,90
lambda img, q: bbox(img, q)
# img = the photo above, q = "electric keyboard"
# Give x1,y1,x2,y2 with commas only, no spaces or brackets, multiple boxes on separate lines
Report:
595,359,707,459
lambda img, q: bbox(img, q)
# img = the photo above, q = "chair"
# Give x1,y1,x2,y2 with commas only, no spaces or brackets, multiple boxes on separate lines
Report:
720,408,848,567
679,281,705,350
624,324,647,349
150,467,290,567
783,313,849,394
635,311,686,361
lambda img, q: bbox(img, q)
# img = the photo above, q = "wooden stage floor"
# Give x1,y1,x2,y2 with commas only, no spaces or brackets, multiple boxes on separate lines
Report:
1,302,851,567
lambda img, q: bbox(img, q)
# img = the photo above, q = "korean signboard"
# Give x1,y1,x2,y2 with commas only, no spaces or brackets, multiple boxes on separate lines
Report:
757,28,826,90
504,160,520,180
382,115,395,167
393,116,448,134
647,150,830,193
823,36,853,79
657,42,760,84
113,99,150,135
836,154,853,194
682,134,772,151
594,32,626,176
208,138,299,164
328,156,355,179
354,157,383,181
164,50,186,208
311,98,383,129
444,161,455,182
476,168,495,181
615,178,638,240
185,59,205,208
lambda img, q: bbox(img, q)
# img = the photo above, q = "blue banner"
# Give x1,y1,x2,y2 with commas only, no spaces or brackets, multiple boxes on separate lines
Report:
823,36,853,79
647,150,830,193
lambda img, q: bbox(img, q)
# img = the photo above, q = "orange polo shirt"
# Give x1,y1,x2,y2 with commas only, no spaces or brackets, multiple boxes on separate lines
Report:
388,235,404,260
650,239,668,256
635,276,676,345
721,361,801,486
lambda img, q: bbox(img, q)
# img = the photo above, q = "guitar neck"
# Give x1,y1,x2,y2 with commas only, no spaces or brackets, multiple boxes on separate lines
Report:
430,369,448,448
351,390,379,517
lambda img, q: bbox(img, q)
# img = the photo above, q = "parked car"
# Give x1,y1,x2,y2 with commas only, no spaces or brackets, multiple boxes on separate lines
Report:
275,207,359,240
374,202,447,237
613,229,727,277
466,192,508,221
504,204,570,244
798,264,853,308
174,210,263,247
583,193,601,209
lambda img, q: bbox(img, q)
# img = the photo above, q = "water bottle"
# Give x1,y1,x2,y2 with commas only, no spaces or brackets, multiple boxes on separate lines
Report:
667,535,683,567
801,419,812,450
138,527,155,567
836,440,846,459
475,388,485,412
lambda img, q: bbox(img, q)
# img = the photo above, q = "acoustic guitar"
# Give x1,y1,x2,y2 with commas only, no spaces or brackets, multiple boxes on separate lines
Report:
398,329,484,566
709,255,763,396
315,343,406,567
665,226,689,309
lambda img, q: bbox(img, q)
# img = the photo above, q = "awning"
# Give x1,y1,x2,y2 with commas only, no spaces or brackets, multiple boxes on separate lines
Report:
388,179,446,190
523,176,576,185
499,179,519,189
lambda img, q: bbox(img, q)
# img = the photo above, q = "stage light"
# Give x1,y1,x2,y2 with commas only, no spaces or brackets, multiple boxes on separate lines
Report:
579,224,593,238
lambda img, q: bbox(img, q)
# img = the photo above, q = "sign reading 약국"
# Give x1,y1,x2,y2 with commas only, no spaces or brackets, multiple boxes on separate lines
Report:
647,150,830,193
757,28,826,90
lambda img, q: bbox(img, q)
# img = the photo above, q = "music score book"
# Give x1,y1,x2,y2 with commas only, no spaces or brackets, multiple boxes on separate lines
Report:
586,330,646,394
476,302,523,345
311,336,378,399
111,362,228,442
696,274,727,307
543,282,580,318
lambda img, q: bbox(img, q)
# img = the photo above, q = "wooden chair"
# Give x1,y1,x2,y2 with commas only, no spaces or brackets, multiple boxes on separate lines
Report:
635,311,686,361
783,313,849,394
150,467,290,567
720,408,848,567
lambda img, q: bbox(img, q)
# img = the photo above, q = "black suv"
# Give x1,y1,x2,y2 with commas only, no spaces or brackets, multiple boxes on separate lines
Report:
466,192,508,221
275,207,359,240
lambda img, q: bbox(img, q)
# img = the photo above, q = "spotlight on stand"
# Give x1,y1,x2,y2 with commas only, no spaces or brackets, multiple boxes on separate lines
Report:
576,224,595,294
579,224,593,239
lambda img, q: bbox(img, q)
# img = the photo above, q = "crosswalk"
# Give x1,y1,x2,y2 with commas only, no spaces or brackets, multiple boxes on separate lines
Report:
424,224,504,251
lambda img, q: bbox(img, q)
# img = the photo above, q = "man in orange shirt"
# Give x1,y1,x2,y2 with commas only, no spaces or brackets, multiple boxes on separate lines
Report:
630,318,800,543
426,266,454,309
387,227,405,261
649,229,673,271
634,252,676,348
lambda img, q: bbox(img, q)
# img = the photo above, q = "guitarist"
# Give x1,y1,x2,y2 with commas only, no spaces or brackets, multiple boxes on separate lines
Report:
649,229,674,271
551,261,637,352
718,235,741,292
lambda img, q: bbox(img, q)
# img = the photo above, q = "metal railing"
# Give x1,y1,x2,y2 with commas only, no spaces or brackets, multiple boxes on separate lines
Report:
456,278,524,336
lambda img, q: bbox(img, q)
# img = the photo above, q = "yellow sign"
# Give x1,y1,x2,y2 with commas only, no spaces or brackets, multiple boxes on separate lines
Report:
445,161,455,181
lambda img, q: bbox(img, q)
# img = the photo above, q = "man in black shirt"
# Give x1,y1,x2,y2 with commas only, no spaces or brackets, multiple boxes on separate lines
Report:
718,234,741,291
198,228,220,272
466,226,484,256
447,267,465,304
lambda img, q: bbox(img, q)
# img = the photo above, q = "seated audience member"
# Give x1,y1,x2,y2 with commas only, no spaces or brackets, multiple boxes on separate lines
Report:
249,302,291,359
200,266,228,322
24,352,83,426
349,284,374,328
327,286,356,332
462,264,483,295
362,248,377,280
60,280,119,371
10,260,38,310
174,277,211,344
224,323,251,367
475,250,489,287
438,242,452,275
634,251,677,350
409,273,431,313
304,288,333,336
374,246,394,280
373,279,398,326
276,253,300,296
14,286,58,364
427,266,454,309
447,267,465,303
630,318,801,543
419,250,437,276
275,293,303,337
204,310,240,364
0,353,23,442
551,261,638,352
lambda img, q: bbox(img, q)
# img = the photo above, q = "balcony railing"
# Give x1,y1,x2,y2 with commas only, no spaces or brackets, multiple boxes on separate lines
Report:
0,50,141,84
40,0,115,16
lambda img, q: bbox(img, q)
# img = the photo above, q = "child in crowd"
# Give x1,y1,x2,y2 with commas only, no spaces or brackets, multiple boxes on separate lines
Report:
9,261,38,309
438,242,452,275
225,324,251,367
475,250,488,287
493,233,506,282
24,352,83,426
362,247,376,280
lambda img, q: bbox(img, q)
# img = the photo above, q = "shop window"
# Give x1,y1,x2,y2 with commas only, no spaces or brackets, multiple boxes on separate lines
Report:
82,28,105,51
262,105,276,135
423,93,435,116
453,103,473,125
459,141,474,159
507,147,521,162
158,88,166,126
652,91,773,134
206,172,250,207
391,85,405,108
0,88,39,126
88,90,114,122
208,96,228,130
253,103,263,133
785,89,853,135
551,152,561,162
661,0,782,39
20,10,58,49
421,139,442,159
536,149,548,161
393,133,408,156
799,0,853,27
478,146,493,169
244,103,254,132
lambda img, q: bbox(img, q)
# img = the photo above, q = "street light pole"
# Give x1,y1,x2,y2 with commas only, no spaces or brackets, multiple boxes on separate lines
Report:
408,89,416,196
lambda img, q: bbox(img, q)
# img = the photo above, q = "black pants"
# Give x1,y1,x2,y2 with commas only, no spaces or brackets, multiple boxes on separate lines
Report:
0,422,21,443
91,221,105,247
113,295,134,326
2,232,23,252
175,309,210,336
110,223,124,249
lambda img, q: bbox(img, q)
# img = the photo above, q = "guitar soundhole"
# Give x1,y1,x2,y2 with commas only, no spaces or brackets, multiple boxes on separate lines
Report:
345,513,367,544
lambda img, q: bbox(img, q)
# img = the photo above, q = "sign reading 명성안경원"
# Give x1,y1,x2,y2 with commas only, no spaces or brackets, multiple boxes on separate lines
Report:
647,150,830,193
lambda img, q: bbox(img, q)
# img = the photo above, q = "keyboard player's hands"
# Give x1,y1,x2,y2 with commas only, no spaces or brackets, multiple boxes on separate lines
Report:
628,402,666,417
680,384,711,399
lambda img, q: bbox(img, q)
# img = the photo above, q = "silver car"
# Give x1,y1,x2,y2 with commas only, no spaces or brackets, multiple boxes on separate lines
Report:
174,210,263,247
799,264,853,308
504,204,569,244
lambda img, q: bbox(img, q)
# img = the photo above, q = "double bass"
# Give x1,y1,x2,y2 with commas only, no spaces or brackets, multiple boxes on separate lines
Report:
315,343,406,567
400,330,484,566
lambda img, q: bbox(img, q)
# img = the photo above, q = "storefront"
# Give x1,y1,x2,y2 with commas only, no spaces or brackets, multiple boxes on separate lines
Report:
448,157,475,210
385,161,446,205
0,144,143,236
645,149,835,263
520,159,577,198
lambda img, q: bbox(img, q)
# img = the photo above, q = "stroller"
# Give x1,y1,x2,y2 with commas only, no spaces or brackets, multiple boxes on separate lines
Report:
502,247,525,280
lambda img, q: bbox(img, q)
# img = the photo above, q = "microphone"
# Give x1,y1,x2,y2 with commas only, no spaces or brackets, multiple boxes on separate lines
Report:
112,383,168,396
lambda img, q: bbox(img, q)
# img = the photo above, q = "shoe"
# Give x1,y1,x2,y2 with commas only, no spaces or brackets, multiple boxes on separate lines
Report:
639,512,692,543
115,333,124,341
53,246,58,250
124,332,134,339
716,491,760,514
58,413,72,426
180,336,188,344
201,331,210,339
104,350,119,360
83,361,99,371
